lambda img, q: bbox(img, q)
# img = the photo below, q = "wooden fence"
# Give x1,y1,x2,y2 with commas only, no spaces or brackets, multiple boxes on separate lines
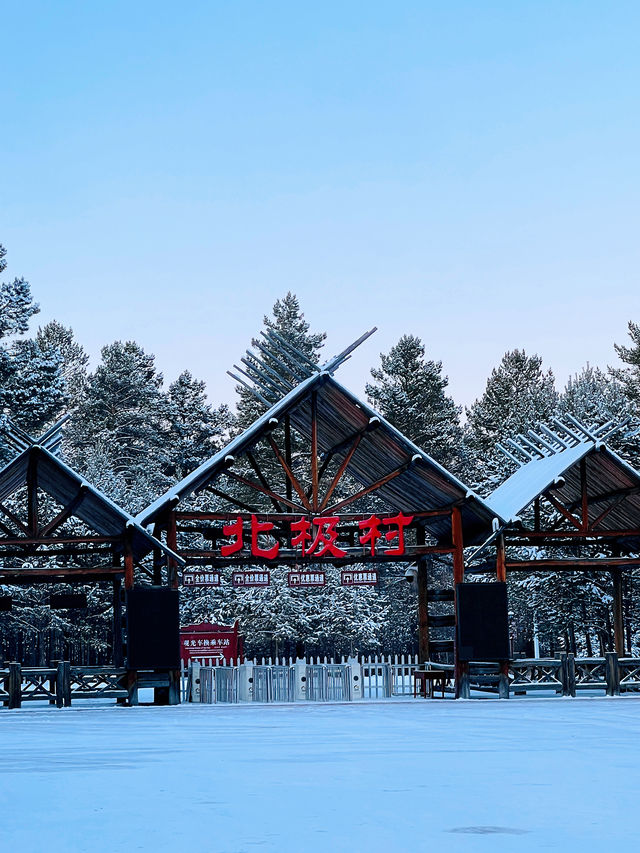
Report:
1,663,128,708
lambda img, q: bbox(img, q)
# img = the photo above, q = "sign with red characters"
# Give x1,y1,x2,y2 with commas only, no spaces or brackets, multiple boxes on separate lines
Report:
220,513,414,560
183,572,221,587
341,570,379,586
232,571,270,587
288,571,326,588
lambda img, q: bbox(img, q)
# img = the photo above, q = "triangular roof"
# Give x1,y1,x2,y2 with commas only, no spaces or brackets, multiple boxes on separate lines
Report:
0,444,185,564
487,439,640,534
138,371,503,545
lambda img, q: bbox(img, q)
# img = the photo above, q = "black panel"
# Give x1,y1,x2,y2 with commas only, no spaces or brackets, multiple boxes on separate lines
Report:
456,582,509,661
50,593,88,609
0,595,12,611
127,588,180,669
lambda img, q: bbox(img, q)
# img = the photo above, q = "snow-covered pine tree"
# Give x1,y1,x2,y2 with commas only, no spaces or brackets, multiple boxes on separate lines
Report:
67,341,171,512
235,292,326,428
365,334,463,472
165,370,234,481
464,349,557,492
36,320,89,410
0,244,66,443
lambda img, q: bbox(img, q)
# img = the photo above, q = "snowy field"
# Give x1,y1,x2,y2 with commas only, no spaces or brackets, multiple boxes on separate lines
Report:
1,698,638,853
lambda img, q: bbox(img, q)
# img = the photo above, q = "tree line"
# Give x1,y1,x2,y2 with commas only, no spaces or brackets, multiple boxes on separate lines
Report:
1,241,640,661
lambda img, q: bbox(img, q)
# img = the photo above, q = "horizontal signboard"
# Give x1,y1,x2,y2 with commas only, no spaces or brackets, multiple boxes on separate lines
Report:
341,570,379,586
232,571,270,587
183,572,221,587
288,571,326,588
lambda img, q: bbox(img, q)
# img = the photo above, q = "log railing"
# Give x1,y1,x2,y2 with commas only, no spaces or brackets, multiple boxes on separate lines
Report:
2,663,128,709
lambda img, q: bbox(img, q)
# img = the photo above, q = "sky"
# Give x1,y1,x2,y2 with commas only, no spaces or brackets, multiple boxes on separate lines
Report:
1,1,639,411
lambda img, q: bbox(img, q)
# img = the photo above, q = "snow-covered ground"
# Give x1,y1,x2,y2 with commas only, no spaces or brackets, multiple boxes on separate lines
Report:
1,697,638,852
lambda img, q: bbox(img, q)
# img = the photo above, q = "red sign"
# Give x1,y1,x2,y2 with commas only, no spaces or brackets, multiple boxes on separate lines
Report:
219,512,414,560
232,571,270,587
288,571,326,588
341,570,379,586
183,571,221,587
180,621,243,664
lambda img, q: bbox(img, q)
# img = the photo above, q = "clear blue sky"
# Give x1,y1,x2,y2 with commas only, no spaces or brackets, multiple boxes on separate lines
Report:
2,1,638,410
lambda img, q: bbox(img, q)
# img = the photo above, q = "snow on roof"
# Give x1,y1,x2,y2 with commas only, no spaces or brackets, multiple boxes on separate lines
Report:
486,441,592,522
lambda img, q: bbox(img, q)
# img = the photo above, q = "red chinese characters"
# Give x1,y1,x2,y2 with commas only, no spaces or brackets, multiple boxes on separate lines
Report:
358,512,413,556
221,516,279,559
291,516,347,558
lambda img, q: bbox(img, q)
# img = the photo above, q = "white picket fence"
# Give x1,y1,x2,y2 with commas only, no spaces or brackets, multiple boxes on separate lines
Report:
182,654,427,703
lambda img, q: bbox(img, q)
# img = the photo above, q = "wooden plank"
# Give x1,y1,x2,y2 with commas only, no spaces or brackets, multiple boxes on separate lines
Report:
266,434,312,511
223,470,305,513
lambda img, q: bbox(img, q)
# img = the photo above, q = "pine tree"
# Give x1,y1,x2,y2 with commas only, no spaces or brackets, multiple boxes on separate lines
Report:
464,349,558,491
613,321,640,405
36,320,89,409
67,341,170,511
165,370,234,480
365,334,463,471
0,244,66,441
235,292,326,428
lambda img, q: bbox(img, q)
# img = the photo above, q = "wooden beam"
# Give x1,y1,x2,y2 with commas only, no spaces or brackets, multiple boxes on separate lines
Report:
543,492,583,530
318,433,363,512
27,450,38,536
0,535,120,546
38,487,87,538
284,415,293,505
612,568,625,656
505,558,640,570
580,458,589,532
0,500,30,536
222,470,305,513
124,528,134,590
324,459,412,514
205,485,261,514
310,391,319,512
589,494,629,531
166,512,178,589
265,434,312,511
496,533,506,582
245,451,283,512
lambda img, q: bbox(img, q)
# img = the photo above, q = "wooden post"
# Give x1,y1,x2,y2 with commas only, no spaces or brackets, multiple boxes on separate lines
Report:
417,556,429,664
580,458,589,532
605,651,620,696
112,576,124,667
124,528,134,591
498,662,510,699
451,506,465,698
310,390,318,512
27,451,38,536
167,512,179,589
8,662,21,709
496,533,506,583
612,569,625,656
168,668,180,705
127,670,139,706
58,660,71,707
284,415,293,505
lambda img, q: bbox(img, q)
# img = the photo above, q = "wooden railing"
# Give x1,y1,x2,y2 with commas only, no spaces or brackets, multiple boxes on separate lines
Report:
2,663,128,709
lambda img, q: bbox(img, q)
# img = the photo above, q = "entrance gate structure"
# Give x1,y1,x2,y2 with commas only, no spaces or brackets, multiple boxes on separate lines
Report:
138,332,503,696
473,417,640,659
0,419,184,705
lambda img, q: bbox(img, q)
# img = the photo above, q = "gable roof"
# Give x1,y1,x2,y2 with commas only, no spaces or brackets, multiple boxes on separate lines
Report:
138,371,503,545
0,444,185,564
486,440,640,534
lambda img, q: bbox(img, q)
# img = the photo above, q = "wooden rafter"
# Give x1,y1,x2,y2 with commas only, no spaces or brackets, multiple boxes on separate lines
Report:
205,485,260,514
0,500,30,536
265,434,312,511
589,493,630,531
222,469,305,513
318,433,363,512
38,486,87,538
245,451,283,512
324,459,412,514
310,390,319,512
543,492,582,530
